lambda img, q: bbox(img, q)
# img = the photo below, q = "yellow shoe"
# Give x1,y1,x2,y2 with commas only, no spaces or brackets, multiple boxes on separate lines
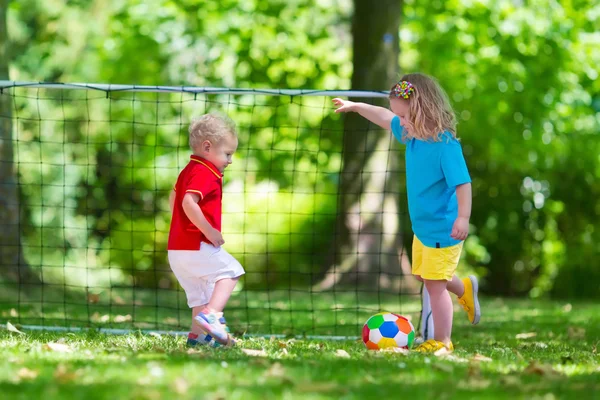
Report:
414,339,454,353
458,275,481,325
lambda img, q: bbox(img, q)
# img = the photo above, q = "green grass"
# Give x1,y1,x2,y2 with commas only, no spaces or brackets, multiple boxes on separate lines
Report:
1,296,599,399
0,286,423,337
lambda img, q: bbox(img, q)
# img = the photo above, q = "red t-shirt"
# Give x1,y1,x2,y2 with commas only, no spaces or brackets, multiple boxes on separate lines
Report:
167,155,223,250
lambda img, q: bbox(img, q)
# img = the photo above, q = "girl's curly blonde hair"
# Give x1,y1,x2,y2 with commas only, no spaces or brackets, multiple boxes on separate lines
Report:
389,73,457,141
188,113,237,150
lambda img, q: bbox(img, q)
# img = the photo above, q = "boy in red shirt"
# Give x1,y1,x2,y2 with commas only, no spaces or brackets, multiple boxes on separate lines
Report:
168,114,244,346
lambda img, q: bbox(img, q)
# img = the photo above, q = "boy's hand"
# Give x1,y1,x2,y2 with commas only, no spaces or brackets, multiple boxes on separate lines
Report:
206,228,225,247
332,98,356,113
451,217,469,241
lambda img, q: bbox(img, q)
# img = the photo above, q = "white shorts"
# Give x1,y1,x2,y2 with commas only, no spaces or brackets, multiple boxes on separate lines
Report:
168,243,245,308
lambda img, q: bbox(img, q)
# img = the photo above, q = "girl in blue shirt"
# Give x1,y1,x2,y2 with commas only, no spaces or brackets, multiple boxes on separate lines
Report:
333,73,481,353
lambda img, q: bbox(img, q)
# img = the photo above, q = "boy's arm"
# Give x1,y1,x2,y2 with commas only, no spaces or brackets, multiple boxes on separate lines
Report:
169,189,176,213
451,183,471,241
182,193,225,246
332,98,395,130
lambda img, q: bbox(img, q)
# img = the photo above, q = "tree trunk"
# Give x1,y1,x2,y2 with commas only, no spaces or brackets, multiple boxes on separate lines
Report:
0,0,40,285
316,0,416,292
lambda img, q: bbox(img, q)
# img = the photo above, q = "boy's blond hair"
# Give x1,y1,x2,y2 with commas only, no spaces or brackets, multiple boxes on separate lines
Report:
189,113,237,150
389,73,457,141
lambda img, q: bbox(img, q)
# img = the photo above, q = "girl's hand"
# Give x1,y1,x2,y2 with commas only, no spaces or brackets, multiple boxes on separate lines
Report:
332,98,356,113
451,217,469,241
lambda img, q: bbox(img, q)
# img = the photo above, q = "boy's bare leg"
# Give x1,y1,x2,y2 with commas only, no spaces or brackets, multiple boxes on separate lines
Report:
194,277,240,345
203,277,240,313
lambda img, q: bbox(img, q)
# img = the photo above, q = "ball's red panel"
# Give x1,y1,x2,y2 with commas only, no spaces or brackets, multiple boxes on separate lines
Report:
362,324,370,343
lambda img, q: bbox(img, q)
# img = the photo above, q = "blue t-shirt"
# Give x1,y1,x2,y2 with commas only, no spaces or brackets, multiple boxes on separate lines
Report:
391,115,471,248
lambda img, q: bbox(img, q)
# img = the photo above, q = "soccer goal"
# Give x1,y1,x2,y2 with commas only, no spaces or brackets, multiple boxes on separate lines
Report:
0,81,433,340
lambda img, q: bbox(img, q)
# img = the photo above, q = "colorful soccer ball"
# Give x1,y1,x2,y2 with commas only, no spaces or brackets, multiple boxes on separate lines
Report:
362,312,415,350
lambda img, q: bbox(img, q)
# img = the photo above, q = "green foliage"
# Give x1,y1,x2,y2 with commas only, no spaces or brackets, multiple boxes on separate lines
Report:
5,0,600,297
7,0,352,290
401,0,600,297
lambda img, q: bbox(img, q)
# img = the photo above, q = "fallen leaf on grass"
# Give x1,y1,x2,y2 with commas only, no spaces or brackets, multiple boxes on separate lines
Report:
433,347,452,357
309,343,325,350
91,313,110,323
54,364,79,383
44,342,72,353
87,293,100,304
523,361,562,377
500,375,522,386
335,349,350,358
114,314,132,323
264,362,287,379
249,358,269,367
381,347,410,355
437,354,469,363
277,339,296,349
458,378,491,390
241,348,268,357
512,349,524,361
296,382,342,393
471,354,493,362
568,326,586,340
173,377,189,395
6,321,24,335
516,332,537,339
362,374,376,383
467,362,482,379
16,367,38,381
433,363,454,373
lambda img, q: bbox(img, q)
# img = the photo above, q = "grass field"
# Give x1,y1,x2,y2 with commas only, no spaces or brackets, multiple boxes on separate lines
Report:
1,294,599,399
0,285,424,337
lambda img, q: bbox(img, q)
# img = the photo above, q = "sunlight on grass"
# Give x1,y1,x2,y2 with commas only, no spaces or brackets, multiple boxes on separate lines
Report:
0,298,599,399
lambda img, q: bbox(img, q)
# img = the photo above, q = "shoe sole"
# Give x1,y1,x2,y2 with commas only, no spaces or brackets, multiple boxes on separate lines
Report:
469,275,481,325
193,315,231,346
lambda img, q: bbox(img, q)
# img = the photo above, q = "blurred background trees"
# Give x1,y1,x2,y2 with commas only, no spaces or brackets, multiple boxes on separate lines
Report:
1,0,599,298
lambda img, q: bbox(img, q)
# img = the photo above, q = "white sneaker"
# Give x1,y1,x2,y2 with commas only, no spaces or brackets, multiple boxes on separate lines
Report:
186,332,220,348
193,311,235,346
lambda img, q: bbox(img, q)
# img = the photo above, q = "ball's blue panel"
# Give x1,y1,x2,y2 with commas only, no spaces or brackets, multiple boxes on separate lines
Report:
379,321,399,338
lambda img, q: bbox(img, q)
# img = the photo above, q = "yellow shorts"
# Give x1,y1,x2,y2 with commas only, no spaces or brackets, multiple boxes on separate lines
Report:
412,235,463,281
